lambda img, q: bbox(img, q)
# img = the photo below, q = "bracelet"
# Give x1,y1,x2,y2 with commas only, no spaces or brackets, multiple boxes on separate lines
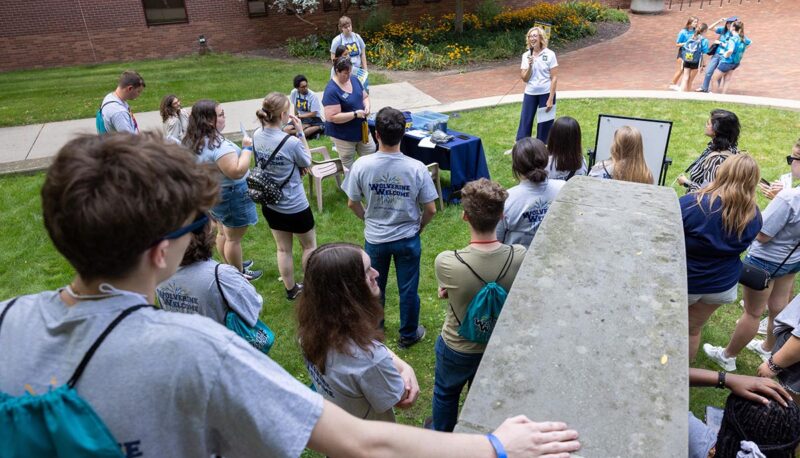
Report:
486,433,507,458
241,146,253,152
768,356,785,374
716,371,726,389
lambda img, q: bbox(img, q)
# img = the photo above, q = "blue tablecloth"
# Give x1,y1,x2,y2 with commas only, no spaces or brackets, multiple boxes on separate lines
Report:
400,130,490,198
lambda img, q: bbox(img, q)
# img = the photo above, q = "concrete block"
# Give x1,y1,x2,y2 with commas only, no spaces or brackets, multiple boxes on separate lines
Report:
455,176,688,457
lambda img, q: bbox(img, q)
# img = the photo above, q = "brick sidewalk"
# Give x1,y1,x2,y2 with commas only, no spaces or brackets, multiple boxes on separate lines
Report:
413,0,800,103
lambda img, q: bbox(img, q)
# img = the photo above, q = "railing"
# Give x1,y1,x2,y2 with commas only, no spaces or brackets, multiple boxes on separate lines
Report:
667,0,761,11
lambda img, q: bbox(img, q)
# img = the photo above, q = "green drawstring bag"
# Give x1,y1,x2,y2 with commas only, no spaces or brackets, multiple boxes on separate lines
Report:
215,264,275,355
0,298,150,457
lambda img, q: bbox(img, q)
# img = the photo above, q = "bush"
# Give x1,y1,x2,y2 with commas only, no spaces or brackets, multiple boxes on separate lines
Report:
599,8,630,23
362,9,392,35
491,3,595,43
473,31,518,61
286,34,330,59
476,0,502,27
563,1,604,22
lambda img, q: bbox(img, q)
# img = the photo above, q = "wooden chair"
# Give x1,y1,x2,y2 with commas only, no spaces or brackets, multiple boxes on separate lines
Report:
427,162,444,211
307,146,346,212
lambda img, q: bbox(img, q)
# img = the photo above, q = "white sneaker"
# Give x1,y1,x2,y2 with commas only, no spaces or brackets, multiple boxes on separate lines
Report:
503,148,513,155
669,84,680,91
746,338,771,361
703,344,737,371
757,317,768,335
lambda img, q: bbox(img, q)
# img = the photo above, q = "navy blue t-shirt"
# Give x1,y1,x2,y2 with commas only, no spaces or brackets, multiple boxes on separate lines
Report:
322,76,366,142
681,193,762,294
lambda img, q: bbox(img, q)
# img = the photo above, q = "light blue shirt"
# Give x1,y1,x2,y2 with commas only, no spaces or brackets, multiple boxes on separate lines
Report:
196,137,247,187
676,28,693,44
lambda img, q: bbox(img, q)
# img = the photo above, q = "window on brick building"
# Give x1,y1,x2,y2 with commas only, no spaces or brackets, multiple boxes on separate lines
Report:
248,1,269,17
142,0,188,25
323,0,341,12
392,0,409,5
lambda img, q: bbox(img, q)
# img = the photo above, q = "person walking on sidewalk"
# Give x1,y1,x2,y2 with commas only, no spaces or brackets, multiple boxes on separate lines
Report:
100,70,145,134
342,107,439,349
696,17,737,93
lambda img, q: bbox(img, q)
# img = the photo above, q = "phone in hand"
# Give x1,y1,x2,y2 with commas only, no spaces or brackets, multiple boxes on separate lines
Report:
760,178,771,186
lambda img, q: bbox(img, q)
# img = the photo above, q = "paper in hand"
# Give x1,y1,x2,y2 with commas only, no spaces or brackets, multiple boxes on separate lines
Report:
239,122,249,140
536,105,556,124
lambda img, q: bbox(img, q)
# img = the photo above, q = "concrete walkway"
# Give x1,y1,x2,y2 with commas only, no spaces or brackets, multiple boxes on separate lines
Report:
1,0,797,174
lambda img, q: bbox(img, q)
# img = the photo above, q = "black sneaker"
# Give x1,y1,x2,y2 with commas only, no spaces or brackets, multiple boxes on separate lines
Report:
286,283,304,300
397,325,426,349
243,269,263,282
242,259,254,269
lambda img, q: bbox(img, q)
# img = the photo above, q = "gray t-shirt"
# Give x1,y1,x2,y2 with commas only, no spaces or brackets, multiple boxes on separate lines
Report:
156,259,263,327
290,88,322,117
0,291,323,457
748,186,800,264
305,340,404,422
101,92,137,133
774,293,800,337
330,33,366,68
342,151,439,244
197,136,248,187
546,155,587,181
253,127,312,214
497,179,565,248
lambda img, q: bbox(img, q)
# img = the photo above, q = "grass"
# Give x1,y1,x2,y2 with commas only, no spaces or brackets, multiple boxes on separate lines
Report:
1,98,799,448
0,53,389,128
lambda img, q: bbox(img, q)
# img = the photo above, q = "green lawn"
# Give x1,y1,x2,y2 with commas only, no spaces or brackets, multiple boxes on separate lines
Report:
0,53,389,127
1,98,799,445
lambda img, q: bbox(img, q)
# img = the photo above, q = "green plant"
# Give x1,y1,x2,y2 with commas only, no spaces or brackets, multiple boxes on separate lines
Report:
563,1,604,22
476,0,502,28
475,31,518,60
361,8,392,35
599,7,630,23
285,34,330,59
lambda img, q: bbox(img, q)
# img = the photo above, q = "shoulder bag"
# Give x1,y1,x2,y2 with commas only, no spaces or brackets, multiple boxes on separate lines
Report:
247,134,295,206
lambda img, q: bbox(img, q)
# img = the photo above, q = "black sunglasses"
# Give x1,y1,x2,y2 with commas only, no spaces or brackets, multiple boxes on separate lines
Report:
787,155,800,165
153,213,209,245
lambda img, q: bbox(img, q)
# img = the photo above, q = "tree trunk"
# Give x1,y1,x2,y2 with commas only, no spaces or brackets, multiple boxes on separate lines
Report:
454,0,463,34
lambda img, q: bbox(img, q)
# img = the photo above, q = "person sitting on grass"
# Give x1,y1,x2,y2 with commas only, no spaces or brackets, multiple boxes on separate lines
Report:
589,125,654,184
0,132,582,457
284,74,325,140
430,178,527,432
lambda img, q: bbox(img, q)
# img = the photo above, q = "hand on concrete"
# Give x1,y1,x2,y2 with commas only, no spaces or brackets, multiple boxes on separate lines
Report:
395,360,420,409
492,416,580,458
726,373,790,407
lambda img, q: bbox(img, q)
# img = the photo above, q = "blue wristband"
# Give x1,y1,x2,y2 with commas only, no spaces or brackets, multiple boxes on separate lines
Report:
242,146,253,152
486,433,507,458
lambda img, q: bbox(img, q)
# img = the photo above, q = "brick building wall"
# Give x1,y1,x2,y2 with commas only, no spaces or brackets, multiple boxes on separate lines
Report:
0,0,631,71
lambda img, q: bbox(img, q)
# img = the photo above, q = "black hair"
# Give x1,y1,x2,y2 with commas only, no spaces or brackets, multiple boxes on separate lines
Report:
293,74,308,89
709,109,740,152
375,107,405,147
715,394,800,458
334,56,353,74
547,116,583,172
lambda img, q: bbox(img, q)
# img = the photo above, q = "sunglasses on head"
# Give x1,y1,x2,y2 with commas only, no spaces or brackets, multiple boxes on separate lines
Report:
153,213,209,245
787,156,800,165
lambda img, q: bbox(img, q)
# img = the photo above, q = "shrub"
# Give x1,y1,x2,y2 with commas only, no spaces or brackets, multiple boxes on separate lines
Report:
286,34,330,59
362,9,392,35
563,1,604,22
491,3,594,42
599,8,630,23
476,0,502,28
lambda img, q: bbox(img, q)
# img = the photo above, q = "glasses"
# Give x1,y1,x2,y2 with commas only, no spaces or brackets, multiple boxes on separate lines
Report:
153,213,209,245
787,156,800,165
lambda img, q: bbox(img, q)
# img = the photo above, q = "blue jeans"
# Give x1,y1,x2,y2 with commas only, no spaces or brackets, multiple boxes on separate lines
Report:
431,336,484,432
365,234,421,340
700,54,721,92
516,92,555,142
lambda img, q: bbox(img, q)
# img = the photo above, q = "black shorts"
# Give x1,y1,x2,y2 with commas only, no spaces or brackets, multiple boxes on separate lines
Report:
262,205,315,234
683,61,700,70
301,116,324,127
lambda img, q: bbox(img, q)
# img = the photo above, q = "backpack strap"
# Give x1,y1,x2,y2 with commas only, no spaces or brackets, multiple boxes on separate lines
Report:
566,169,577,181
494,247,515,283
214,263,231,310
448,246,514,325
257,134,292,170
66,304,152,388
0,297,20,335
453,250,487,284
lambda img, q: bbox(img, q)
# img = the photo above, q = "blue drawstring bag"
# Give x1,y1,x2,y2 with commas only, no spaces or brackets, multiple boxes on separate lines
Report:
449,247,514,344
215,264,275,355
0,298,150,457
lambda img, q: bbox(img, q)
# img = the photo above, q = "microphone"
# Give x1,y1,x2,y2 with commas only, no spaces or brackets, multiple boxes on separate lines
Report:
529,47,534,57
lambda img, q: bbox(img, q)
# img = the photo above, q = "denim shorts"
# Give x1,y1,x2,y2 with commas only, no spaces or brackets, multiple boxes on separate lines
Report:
744,254,800,280
210,180,258,228
687,283,738,306
717,62,739,73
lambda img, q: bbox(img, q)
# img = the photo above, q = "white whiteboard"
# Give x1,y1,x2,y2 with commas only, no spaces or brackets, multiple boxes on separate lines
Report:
593,114,673,185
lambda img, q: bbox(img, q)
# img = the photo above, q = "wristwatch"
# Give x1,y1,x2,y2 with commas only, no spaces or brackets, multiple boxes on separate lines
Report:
353,111,358,119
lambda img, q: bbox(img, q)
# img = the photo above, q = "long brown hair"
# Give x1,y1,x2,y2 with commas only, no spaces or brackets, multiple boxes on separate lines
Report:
159,94,179,122
296,243,384,373
695,154,759,239
547,116,582,172
182,99,220,155
610,126,653,184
